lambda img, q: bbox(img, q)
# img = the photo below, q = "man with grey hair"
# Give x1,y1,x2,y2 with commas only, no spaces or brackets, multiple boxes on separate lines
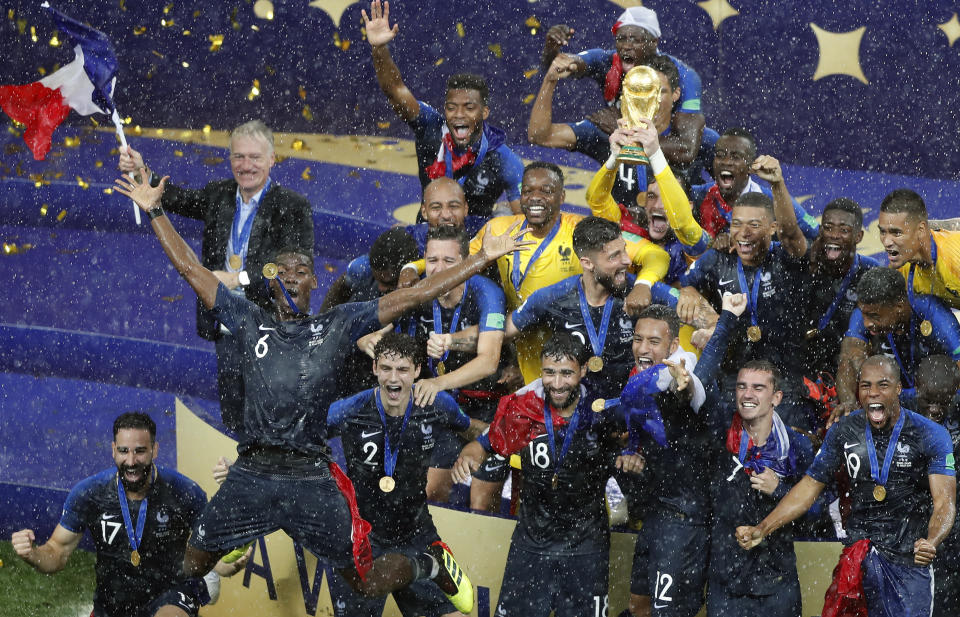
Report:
119,120,314,434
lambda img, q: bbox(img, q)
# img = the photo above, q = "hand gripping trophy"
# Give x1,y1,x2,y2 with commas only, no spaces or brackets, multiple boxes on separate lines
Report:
615,65,662,165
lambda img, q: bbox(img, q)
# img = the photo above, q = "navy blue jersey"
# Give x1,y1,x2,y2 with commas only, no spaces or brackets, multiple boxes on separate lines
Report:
327,389,470,545
679,243,810,378
706,421,814,594
845,293,960,389
690,180,820,242
213,285,382,456
58,467,207,616
396,274,505,388
802,254,882,375
408,102,523,218
343,255,381,303
576,50,702,115
512,274,635,398
807,409,955,563
404,218,488,253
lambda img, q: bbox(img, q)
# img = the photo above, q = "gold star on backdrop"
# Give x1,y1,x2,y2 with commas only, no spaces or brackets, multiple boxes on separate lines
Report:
607,0,644,9
308,0,359,29
810,23,869,84
696,0,739,31
938,13,960,46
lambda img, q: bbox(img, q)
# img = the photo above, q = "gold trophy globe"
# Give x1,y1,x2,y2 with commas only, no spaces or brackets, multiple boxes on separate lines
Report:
616,65,662,165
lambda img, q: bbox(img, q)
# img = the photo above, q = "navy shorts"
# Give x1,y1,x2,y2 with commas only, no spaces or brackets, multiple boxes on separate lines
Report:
474,453,509,482
630,514,708,617
706,578,800,617
863,548,933,617
496,544,609,617
189,460,355,568
429,426,461,469
327,528,455,617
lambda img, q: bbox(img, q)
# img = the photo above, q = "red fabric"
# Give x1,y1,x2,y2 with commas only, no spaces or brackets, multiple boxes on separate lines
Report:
603,53,624,103
822,539,871,617
0,82,71,161
725,413,753,462
328,462,373,579
487,389,569,457
457,389,501,401
617,203,650,238
699,185,731,238
425,132,478,180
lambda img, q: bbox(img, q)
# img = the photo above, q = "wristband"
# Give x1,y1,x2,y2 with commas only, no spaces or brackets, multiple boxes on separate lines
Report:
634,279,653,288
237,271,250,287
649,148,668,175
147,206,165,220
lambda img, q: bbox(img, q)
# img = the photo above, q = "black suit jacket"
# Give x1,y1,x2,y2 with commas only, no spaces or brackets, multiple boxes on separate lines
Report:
161,178,314,340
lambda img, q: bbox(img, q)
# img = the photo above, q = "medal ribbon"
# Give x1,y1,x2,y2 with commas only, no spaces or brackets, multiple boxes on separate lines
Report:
864,408,906,488
443,130,489,185
886,332,916,389
735,258,764,329
229,177,271,270
577,280,614,358
116,467,153,561
510,218,562,292
818,255,861,330
374,389,414,479
429,281,469,375
261,274,305,317
542,398,583,479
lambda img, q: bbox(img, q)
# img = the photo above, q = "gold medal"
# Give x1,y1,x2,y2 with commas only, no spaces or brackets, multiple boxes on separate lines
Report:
592,398,606,413
229,254,242,270
920,320,933,337
379,476,396,493
747,325,762,342
130,550,141,567
873,485,886,502
805,328,819,340
436,361,446,376
587,356,604,372
262,262,278,279
551,473,559,489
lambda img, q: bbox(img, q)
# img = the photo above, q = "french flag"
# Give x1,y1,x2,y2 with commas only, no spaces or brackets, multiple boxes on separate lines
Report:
0,3,118,160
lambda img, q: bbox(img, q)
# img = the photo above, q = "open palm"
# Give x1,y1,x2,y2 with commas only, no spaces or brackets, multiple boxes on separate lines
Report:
362,0,398,47
114,170,167,212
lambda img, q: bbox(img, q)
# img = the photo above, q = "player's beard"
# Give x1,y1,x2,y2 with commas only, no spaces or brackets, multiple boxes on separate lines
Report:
596,269,630,298
546,387,580,411
117,462,153,494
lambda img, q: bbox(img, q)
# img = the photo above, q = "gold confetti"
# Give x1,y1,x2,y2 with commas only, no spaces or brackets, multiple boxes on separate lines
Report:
39,204,48,216
291,139,305,151
37,67,46,76
488,43,503,59
456,22,465,37
76,176,90,189
155,128,164,136
523,67,539,79
89,117,98,127
525,16,541,28
161,294,183,303
182,29,190,35
193,10,200,17
174,150,184,157
119,0,126,10
434,58,444,66
302,105,313,121
64,136,80,147
377,121,390,129
17,19,26,35
332,33,351,50
522,93,535,104
163,3,173,14
161,18,174,27
133,25,146,35
181,61,189,68
8,9,14,19
301,167,312,180
324,263,336,272
208,34,224,51
94,160,103,168
230,7,241,30
103,187,113,194
30,26,37,43
49,33,60,47
203,156,224,166
151,50,164,58
179,130,192,138
202,125,211,134
57,209,68,221
374,180,381,189
124,116,132,124
247,79,261,100
298,86,307,100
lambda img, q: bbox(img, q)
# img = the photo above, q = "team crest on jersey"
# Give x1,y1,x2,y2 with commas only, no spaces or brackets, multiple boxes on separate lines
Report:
618,315,633,342
310,322,324,334
558,246,572,262
156,509,170,524
308,322,329,347
473,169,490,189
421,422,435,450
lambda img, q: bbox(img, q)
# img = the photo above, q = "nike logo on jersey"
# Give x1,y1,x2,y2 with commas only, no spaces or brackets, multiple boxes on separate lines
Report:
101,514,118,520
564,321,582,329
258,325,276,331
420,316,434,324
361,430,382,438
719,277,735,286
844,442,859,449
654,602,670,609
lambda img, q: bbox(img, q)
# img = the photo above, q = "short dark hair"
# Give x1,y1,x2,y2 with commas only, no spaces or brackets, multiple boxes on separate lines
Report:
373,331,424,368
739,359,781,391
823,197,863,229
916,355,960,392
446,73,489,106
540,332,589,367
636,304,681,340
858,354,900,381
273,246,315,269
369,228,420,273
113,412,157,443
644,55,680,91
879,188,927,222
733,191,774,215
523,161,564,186
572,216,622,258
426,225,470,258
720,127,757,159
856,267,907,306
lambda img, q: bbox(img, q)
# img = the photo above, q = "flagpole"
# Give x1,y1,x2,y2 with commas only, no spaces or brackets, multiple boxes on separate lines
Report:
111,109,141,225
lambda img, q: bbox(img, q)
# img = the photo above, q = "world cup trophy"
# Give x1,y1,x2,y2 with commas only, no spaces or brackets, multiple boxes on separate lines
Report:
616,65,662,165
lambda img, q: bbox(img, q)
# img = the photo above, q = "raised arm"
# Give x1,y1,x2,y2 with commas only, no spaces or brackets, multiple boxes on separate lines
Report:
11,526,82,574
527,54,583,149
363,0,420,123
377,222,533,325
658,112,705,166
751,155,807,257
736,475,827,549
831,335,869,426
114,170,221,309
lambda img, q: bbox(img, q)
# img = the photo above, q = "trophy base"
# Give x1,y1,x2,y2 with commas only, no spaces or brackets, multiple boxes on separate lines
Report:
616,145,650,166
